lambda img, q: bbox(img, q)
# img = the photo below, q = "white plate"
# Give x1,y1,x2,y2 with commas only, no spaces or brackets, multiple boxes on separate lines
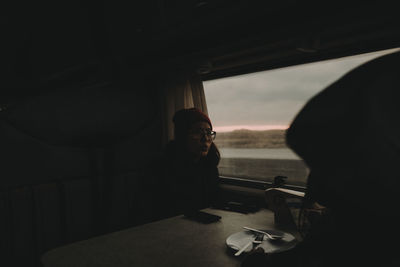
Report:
226,229,297,254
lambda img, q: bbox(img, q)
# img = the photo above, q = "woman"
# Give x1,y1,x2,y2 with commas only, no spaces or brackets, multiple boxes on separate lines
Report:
158,108,221,218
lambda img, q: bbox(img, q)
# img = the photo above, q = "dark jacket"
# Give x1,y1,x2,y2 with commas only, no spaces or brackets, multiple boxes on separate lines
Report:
156,140,220,219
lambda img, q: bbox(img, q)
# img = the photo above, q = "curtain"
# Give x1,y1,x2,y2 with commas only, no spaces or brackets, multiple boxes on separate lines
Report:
160,70,209,145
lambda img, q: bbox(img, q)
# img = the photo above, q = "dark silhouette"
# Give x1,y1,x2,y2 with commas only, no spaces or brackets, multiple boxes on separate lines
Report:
242,51,400,267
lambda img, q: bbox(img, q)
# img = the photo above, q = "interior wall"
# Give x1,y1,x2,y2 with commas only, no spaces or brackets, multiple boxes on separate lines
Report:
0,72,164,266
0,120,95,267
0,121,91,187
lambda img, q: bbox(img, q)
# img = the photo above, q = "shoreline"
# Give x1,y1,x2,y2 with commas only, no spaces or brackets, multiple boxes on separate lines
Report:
219,158,309,186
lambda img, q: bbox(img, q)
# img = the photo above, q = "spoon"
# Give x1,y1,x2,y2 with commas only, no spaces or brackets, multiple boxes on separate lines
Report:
243,226,283,240
234,235,263,256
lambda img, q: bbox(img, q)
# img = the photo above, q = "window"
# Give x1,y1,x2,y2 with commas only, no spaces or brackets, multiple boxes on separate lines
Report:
204,48,400,187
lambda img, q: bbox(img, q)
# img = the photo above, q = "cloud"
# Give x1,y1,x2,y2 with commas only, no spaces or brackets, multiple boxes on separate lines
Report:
204,48,399,127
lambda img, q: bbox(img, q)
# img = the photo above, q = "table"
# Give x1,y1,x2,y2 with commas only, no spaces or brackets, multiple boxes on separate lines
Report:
42,208,299,267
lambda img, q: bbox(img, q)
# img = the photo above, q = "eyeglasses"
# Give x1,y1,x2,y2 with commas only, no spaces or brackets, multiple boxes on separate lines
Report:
189,129,217,140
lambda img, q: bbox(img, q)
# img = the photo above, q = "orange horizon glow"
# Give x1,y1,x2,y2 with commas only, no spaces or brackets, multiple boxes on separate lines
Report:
213,125,289,132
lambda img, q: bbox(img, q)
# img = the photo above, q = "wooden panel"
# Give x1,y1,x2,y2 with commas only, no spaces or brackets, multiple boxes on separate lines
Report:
63,179,93,243
10,187,36,267
0,192,11,266
34,183,64,254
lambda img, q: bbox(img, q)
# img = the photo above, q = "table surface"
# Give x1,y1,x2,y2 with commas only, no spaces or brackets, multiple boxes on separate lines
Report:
42,208,299,267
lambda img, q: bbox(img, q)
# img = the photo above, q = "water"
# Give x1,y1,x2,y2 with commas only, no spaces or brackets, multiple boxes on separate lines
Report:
218,148,307,185
219,148,301,160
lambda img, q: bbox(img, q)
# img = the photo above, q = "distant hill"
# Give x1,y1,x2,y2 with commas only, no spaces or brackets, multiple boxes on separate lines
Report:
214,129,288,148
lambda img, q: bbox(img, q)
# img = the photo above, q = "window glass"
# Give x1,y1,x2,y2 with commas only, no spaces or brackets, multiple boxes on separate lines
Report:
204,48,399,187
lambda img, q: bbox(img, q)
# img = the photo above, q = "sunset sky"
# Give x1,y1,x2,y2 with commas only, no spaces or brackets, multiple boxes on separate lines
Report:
204,48,399,132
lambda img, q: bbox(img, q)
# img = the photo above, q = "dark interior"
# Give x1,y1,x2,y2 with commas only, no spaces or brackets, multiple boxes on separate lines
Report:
1,1,400,266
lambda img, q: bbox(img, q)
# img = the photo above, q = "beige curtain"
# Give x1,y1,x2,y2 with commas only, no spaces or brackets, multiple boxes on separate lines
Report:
160,71,209,145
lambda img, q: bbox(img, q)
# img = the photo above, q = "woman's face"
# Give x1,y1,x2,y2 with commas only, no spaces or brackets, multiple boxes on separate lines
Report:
186,121,213,160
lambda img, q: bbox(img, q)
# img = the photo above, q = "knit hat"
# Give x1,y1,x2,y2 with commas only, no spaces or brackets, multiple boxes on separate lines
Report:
173,108,212,140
